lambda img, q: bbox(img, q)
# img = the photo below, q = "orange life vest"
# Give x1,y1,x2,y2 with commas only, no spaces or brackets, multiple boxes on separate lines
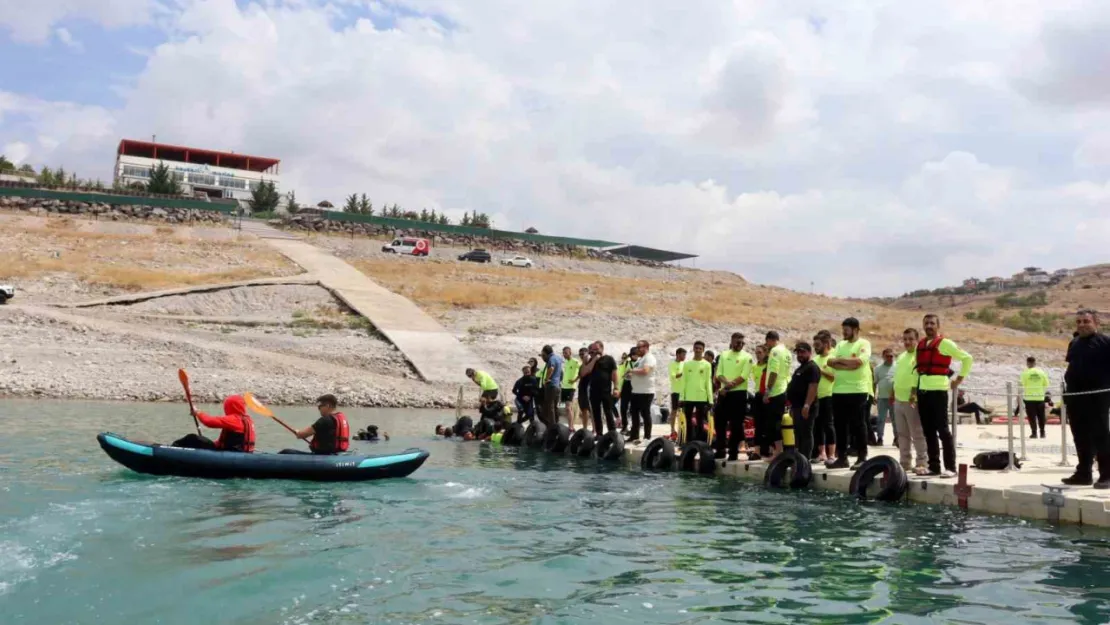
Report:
310,412,350,454
215,415,256,453
915,336,952,377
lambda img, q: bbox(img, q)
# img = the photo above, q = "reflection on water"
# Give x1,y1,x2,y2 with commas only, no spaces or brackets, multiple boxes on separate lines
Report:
3,399,1110,624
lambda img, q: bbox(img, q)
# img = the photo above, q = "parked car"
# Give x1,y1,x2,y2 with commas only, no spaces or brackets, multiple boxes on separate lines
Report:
457,249,492,263
381,237,431,256
0,284,14,304
500,255,534,268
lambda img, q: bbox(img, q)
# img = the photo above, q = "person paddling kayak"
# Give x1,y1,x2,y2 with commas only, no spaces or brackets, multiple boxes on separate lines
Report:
280,394,350,455
172,395,256,452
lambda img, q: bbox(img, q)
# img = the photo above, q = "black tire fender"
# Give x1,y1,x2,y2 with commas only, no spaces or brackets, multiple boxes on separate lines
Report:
848,455,908,502
542,423,571,453
568,428,596,457
679,441,716,475
523,421,547,448
473,418,495,439
640,437,676,471
503,422,526,446
593,431,625,461
764,450,813,489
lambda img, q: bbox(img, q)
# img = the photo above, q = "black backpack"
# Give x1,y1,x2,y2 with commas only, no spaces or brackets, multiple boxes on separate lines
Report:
973,451,1021,471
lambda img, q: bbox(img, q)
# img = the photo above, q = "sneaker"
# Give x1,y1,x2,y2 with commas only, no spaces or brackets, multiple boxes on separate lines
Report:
1096,478,1110,490
1030,433,1038,439
1040,431,1047,439
1062,473,1094,486
940,470,956,478
914,466,930,476
630,439,642,446
850,460,865,471
826,458,850,469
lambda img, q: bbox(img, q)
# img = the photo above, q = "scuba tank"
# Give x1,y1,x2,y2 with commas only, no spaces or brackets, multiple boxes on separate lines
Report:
676,407,687,445
781,411,795,448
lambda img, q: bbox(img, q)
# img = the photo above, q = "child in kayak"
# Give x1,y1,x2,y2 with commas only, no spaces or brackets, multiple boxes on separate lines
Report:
173,395,256,452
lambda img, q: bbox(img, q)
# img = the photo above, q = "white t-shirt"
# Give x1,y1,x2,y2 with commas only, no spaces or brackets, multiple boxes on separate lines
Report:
629,352,658,395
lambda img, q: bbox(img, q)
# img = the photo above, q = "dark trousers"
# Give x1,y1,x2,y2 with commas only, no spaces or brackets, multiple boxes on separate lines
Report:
589,383,617,433
1024,400,1046,435
813,396,834,456
713,391,747,459
792,403,816,459
540,385,559,426
918,389,956,473
684,401,710,442
629,393,654,440
760,394,786,456
173,434,216,450
515,397,535,422
670,392,680,412
832,393,870,462
1065,392,1110,478
958,403,988,424
619,381,633,428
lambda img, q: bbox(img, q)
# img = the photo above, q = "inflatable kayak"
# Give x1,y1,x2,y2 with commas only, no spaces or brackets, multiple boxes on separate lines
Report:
97,432,429,482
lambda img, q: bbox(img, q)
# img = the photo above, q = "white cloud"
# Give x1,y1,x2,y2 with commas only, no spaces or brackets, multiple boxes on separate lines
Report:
2,0,1110,296
0,0,159,44
54,27,82,51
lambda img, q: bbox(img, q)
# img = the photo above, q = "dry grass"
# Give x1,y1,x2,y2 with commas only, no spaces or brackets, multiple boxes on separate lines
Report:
1,220,300,292
351,259,1067,350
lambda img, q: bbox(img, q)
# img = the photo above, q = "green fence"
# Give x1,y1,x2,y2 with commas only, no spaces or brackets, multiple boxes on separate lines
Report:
0,186,236,214
320,210,620,248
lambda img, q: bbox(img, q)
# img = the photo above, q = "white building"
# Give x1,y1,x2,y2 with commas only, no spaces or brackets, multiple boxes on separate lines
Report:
114,139,280,204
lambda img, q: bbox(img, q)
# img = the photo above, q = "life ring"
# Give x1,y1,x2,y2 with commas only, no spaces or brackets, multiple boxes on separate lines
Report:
523,421,547,448
473,418,495,439
593,431,625,461
568,429,596,457
848,455,908,502
679,441,716,475
640,437,676,471
503,422,525,446
542,423,571,453
764,450,813,489
415,239,429,253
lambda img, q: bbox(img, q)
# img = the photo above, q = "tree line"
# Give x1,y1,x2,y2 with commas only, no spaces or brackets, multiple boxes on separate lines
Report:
337,193,491,228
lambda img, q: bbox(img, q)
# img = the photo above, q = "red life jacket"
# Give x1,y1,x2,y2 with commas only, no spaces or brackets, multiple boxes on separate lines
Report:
310,412,350,454
215,415,256,453
916,336,952,377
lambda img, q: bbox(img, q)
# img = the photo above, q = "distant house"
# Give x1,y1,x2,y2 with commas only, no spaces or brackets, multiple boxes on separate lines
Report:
1054,268,1074,278
962,278,980,289
1011,272,1028,283
1028,273,1051,285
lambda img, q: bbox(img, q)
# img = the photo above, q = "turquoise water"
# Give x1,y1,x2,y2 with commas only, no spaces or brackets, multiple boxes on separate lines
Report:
2,399,1110,625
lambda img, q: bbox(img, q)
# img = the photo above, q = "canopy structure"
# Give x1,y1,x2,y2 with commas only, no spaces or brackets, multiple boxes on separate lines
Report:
601,244,698,263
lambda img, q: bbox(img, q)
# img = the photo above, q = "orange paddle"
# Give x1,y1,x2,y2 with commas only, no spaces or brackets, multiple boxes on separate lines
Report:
243,392,304,442
178,368,201,435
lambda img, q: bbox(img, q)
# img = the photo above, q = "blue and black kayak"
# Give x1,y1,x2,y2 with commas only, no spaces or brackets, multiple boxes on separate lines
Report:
97,432,429,482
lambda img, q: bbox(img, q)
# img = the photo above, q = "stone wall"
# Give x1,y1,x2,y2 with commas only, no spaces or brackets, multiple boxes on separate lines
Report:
0,196,228,224
277,213,668,267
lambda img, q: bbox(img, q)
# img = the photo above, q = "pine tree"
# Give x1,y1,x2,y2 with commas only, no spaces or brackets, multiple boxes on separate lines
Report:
461,212,472,226
54,166,66,185
344,193,360,213
437,214,449,225
358,193,373,215
420,208,430,222
286,191,300,214
147,162,181,194
0,155,13,171
38,166,55,186
248,181,281,214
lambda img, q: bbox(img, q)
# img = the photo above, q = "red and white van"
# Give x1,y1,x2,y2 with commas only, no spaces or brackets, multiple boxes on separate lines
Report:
381,237,431,256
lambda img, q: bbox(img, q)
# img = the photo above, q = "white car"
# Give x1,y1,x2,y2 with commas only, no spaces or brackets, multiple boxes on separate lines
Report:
0,285,14,304
500,255,534,268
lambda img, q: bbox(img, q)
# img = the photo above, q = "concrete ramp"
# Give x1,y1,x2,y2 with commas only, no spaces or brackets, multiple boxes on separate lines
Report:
264,239,481,385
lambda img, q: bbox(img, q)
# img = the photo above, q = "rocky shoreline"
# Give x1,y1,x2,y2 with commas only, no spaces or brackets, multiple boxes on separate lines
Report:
0,196,229,224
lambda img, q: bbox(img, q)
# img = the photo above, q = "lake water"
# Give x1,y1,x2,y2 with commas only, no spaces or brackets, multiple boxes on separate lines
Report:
2,398,1110,624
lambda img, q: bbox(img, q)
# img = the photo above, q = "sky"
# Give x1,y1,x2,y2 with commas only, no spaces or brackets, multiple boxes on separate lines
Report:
2,0,1109,297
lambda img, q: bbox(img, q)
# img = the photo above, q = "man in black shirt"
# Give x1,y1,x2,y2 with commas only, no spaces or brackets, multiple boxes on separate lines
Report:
512,365,539,423
587,341,620,434
787,342,821,458
1063,309,1110,488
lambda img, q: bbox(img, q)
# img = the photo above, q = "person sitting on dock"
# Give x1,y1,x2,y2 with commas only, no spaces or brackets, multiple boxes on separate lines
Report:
282,394,350,455
466,368,499,401
512,365,539,422
173,395,256,453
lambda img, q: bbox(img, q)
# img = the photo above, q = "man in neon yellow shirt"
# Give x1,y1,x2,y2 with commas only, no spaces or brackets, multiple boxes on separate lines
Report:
1020,356,1049,439
892,328,927,472
714,332,753,460
827,317,872,470
669,348,686,420
466,368,499,401
762,330,791,458
915,313,973,477
812,330,837,461
680,341,714,443
561,346,581,426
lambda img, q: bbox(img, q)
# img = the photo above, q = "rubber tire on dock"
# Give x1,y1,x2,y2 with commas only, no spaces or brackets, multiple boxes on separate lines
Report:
640,437,676,471
593,431,625,461
848,455,908,502
679,441,717,475
763,450,813,489
473,418,495,439
523,421,548,448
542,423,571,453
568,429,596,457
503,422,526,446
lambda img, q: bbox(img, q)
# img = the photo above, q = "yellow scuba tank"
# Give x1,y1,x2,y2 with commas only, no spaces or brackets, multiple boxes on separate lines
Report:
781,411,795,448
676,407,687,445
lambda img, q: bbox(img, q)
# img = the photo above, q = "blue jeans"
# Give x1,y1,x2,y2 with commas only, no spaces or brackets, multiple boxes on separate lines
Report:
875,398,895,443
